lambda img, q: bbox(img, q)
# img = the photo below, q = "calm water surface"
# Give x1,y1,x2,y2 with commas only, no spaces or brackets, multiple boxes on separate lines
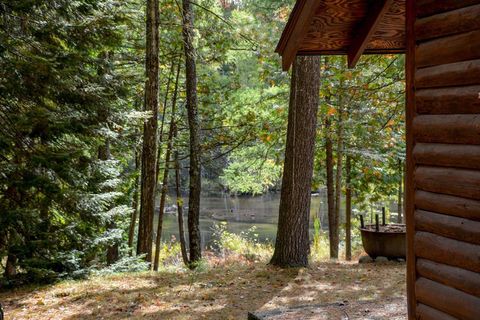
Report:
157,192,328,248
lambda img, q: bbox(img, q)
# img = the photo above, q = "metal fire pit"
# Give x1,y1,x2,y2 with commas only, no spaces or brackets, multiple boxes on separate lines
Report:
360,224,406,259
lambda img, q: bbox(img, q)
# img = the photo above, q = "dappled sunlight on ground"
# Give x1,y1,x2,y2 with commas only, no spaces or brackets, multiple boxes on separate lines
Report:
0,258,406,319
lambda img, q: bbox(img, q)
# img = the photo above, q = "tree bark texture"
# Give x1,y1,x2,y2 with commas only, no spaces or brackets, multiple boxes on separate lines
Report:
138,0,159,262
175,144,190,266
270,55,321,268
153,62,181,271
128,151,140,255
182,0,202,267
326,116,337,259
345,155,352,261
155,61,175,189
333,95,344,260
397,159,403,223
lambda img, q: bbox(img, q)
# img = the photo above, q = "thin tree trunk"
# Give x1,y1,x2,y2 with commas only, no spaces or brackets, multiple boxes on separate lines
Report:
270,55,321,268
128,150,141,254
345,155,352,261
172,66,189,267
326,115,337,259
182,0,202,267
175,144,189,266
333,95,344,260
138,0,160,262
152,123,174,271
153,62,181,271
397,159,403,223
155,61,175,189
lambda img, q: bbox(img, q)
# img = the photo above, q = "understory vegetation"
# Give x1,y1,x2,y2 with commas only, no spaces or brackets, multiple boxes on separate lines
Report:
1,0,405,303
0,257,407,319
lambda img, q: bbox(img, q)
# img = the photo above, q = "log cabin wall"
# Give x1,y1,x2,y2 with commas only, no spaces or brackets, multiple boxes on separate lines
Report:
407,1,480,319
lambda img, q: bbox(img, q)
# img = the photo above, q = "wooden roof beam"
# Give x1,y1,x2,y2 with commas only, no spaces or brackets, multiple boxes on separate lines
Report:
277,0,321,71
347,0,394,68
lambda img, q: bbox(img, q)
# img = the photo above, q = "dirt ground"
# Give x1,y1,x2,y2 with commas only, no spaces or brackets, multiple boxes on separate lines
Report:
0,258,406,319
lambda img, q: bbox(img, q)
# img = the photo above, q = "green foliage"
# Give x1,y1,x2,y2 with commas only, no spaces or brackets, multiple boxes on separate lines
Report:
314,55,405,210
0,0,139,283
311,218,330,262
0,0,406,284
91,254,150,276
220,145,282,194
211,222,272,261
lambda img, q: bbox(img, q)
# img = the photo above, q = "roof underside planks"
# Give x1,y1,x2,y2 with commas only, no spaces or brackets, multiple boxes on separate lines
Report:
276,0,406,70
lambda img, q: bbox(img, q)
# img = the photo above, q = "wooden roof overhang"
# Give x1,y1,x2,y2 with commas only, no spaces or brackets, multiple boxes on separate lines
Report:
276,0,406,70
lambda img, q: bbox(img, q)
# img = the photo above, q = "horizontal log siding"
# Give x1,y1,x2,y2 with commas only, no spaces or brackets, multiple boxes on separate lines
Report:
415,210,480,245
415,86,480,114
416,277,480,319
415,166,480,199
417,259,480,297
415,190,480,221
416,30,480,68
415,59,480,89
415,5,480,41
416,0,480,18
413,115,480,144
416,304,457,320
415,231,480,273
412,2,480,318
414,143,480,169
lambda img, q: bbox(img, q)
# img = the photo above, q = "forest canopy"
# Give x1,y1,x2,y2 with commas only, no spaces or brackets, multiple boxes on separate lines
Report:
0,0,404,284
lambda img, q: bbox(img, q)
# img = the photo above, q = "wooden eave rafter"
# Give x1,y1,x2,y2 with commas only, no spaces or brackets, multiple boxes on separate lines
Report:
277,0,406,71
275,0,322,71
347,0,395,68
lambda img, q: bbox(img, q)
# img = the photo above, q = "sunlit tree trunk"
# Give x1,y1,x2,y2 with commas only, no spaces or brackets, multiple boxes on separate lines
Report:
345,155,352,261
128,150,140,255
333,92,344,259
153,62,181,271
270,56,321,268
175,143,190,266
138,0,160,262
326,115,337,259
397,159,403,223
155,61,175,190
182,0,202,267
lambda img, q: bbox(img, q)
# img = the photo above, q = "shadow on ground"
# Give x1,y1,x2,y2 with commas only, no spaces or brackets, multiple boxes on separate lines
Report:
0,260,406,319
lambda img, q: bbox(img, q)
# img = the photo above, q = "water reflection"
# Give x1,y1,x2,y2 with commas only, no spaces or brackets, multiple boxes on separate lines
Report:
156,191,328,249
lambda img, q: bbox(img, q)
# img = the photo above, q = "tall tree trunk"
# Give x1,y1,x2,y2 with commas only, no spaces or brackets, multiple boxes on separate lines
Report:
172,65,189,267
138,0,160,262
155,61,175,189
182,0,202,267
397,159,403,223
326,115,337,259
270,56,321,268
153,62,181,271
128,98,142,255
128,150,141,255
345,155,352,261
333,97,344,260
175,143,190,266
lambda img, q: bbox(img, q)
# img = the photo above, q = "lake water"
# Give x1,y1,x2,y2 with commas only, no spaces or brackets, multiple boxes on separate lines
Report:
157,191,328,249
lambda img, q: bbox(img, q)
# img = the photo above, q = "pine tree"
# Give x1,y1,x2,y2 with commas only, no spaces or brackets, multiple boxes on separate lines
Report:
270,56,321,267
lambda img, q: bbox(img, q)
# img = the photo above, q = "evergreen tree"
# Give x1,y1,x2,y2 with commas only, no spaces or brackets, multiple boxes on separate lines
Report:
0,0,135,283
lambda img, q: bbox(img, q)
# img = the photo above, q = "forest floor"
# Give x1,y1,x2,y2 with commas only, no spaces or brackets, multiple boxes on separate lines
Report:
0,255,406,320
